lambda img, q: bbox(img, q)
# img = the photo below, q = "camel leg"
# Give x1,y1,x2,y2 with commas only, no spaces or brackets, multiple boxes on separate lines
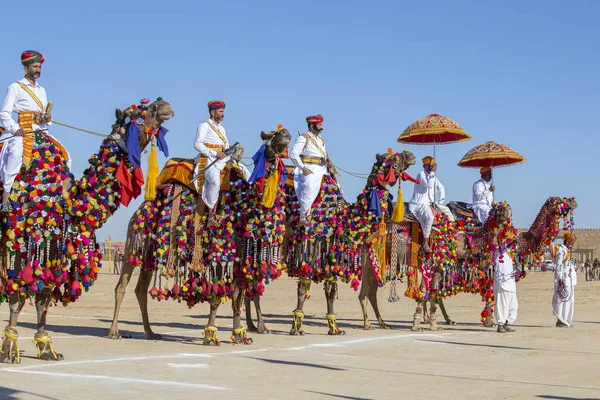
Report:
438,299,456,325
253,295,270,334
231,289,252,345
367,284,390,329
33,290,64,361
135,269,161,340
325,280,345,336
245,297,258,332
422,301,430,324
482,299,494,328
203,298,221,346
358,280,374,330
107,258,137,339
290,278,310,336
428,299,442,331
1,294,26,364
411,302,424,331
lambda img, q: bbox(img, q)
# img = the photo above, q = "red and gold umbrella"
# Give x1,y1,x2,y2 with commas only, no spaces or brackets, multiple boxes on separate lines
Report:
458,141,526,201
397,113,471,152
457,141,526,169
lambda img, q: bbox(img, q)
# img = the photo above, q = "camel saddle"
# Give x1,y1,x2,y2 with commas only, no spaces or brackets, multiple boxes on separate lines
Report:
447,201,480,223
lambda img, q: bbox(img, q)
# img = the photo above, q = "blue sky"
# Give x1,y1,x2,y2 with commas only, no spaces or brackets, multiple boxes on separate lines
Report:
2,0,598,240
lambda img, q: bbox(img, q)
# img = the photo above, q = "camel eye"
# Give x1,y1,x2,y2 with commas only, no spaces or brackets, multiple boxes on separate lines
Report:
393,163,399,169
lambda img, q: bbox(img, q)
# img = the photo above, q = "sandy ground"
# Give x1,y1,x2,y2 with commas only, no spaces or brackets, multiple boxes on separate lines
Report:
0,266,598,400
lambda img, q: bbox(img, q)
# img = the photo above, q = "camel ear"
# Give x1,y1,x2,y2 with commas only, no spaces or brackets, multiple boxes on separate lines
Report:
376,153,383,163
115,109,124,122
261,131,274,141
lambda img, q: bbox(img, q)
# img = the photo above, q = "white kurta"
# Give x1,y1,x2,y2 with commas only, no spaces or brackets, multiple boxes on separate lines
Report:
472,178,493,224
553,244,577,326
289,132,329,220
493,250,518,325
193,120,229,209
0,78,57,192
408,170,454,238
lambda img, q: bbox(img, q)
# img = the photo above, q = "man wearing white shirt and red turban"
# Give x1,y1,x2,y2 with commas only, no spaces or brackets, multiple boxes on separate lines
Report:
0,50,70,212
290,114,335,225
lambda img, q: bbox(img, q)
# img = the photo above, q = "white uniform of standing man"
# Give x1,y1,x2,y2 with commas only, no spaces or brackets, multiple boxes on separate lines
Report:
472,166,495,224
290,114,335,225
553,232,578,328
408,156,454,252
0,50,57,211
494,247,518,333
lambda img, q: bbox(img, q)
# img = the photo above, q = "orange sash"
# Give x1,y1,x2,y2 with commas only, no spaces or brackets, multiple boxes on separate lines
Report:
195,144,224,193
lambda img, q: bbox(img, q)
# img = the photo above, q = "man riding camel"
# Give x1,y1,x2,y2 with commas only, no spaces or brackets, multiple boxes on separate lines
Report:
0,50,70,212
289,114,337,226
193,100,247,225
472,166,495,224
408,156,454,252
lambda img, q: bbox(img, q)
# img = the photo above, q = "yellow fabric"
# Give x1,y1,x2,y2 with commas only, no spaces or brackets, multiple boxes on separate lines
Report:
391,186,404,222
422,156,434,165
261,168,279,208
18,112,35,168
195,144,224,193
156,158,196,191
144,144,159,200
564,232,574,242
300,155,325,165
16,82,44,111
480,166,491,174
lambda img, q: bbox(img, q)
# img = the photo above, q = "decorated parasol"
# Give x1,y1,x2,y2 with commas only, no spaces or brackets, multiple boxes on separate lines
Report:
397,113,471,158
398,114,471,202
457,141,526,200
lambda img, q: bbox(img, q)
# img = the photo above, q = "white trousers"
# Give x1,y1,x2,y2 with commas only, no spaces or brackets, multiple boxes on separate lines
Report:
494,286,518,325
408,203,455,239
294,170,325,220
0,136,24,192
409,203,434,238
201,165,222,210
553,283,575,326
473,203,491,224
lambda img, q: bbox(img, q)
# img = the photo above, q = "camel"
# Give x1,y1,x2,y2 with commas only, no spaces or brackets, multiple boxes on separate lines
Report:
360,196,578,331
0,98,174,363
284,150,417,336
108,128,292,345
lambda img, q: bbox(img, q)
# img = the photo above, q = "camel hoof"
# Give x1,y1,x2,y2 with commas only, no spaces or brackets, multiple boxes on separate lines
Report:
289,329,305,336
328,329,345,336
146,332,163,340
107,331,121,340
445,320,456,326
257,327,270,334
379,322,391,330
202,338,220,346
411,326,423,332
247,325,259,333
363,324,375,330
39,352,64,361
429,326,443,332
0,352,20,364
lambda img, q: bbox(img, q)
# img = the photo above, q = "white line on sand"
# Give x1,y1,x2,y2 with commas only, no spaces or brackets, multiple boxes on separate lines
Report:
2,369,229,390
167,363,209,369
6,331,467,371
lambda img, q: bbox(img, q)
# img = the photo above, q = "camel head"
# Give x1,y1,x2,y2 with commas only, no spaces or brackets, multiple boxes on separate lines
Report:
565,197,578,210
489,201,513,226
262,127,292,162
368,149,417,191
110,98,175,154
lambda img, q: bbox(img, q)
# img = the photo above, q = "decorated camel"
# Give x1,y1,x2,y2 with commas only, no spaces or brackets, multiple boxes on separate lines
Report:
359,196,578,331
108,127,292,345
284,150,417,336
0,98,174,363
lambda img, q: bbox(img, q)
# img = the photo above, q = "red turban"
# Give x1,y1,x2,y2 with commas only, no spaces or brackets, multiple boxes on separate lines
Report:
306,114,324,124
207,100,226,110
21,50,44,66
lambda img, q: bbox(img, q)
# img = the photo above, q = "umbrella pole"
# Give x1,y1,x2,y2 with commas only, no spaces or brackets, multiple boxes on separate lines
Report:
433,141,437,204
491,166,495,203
